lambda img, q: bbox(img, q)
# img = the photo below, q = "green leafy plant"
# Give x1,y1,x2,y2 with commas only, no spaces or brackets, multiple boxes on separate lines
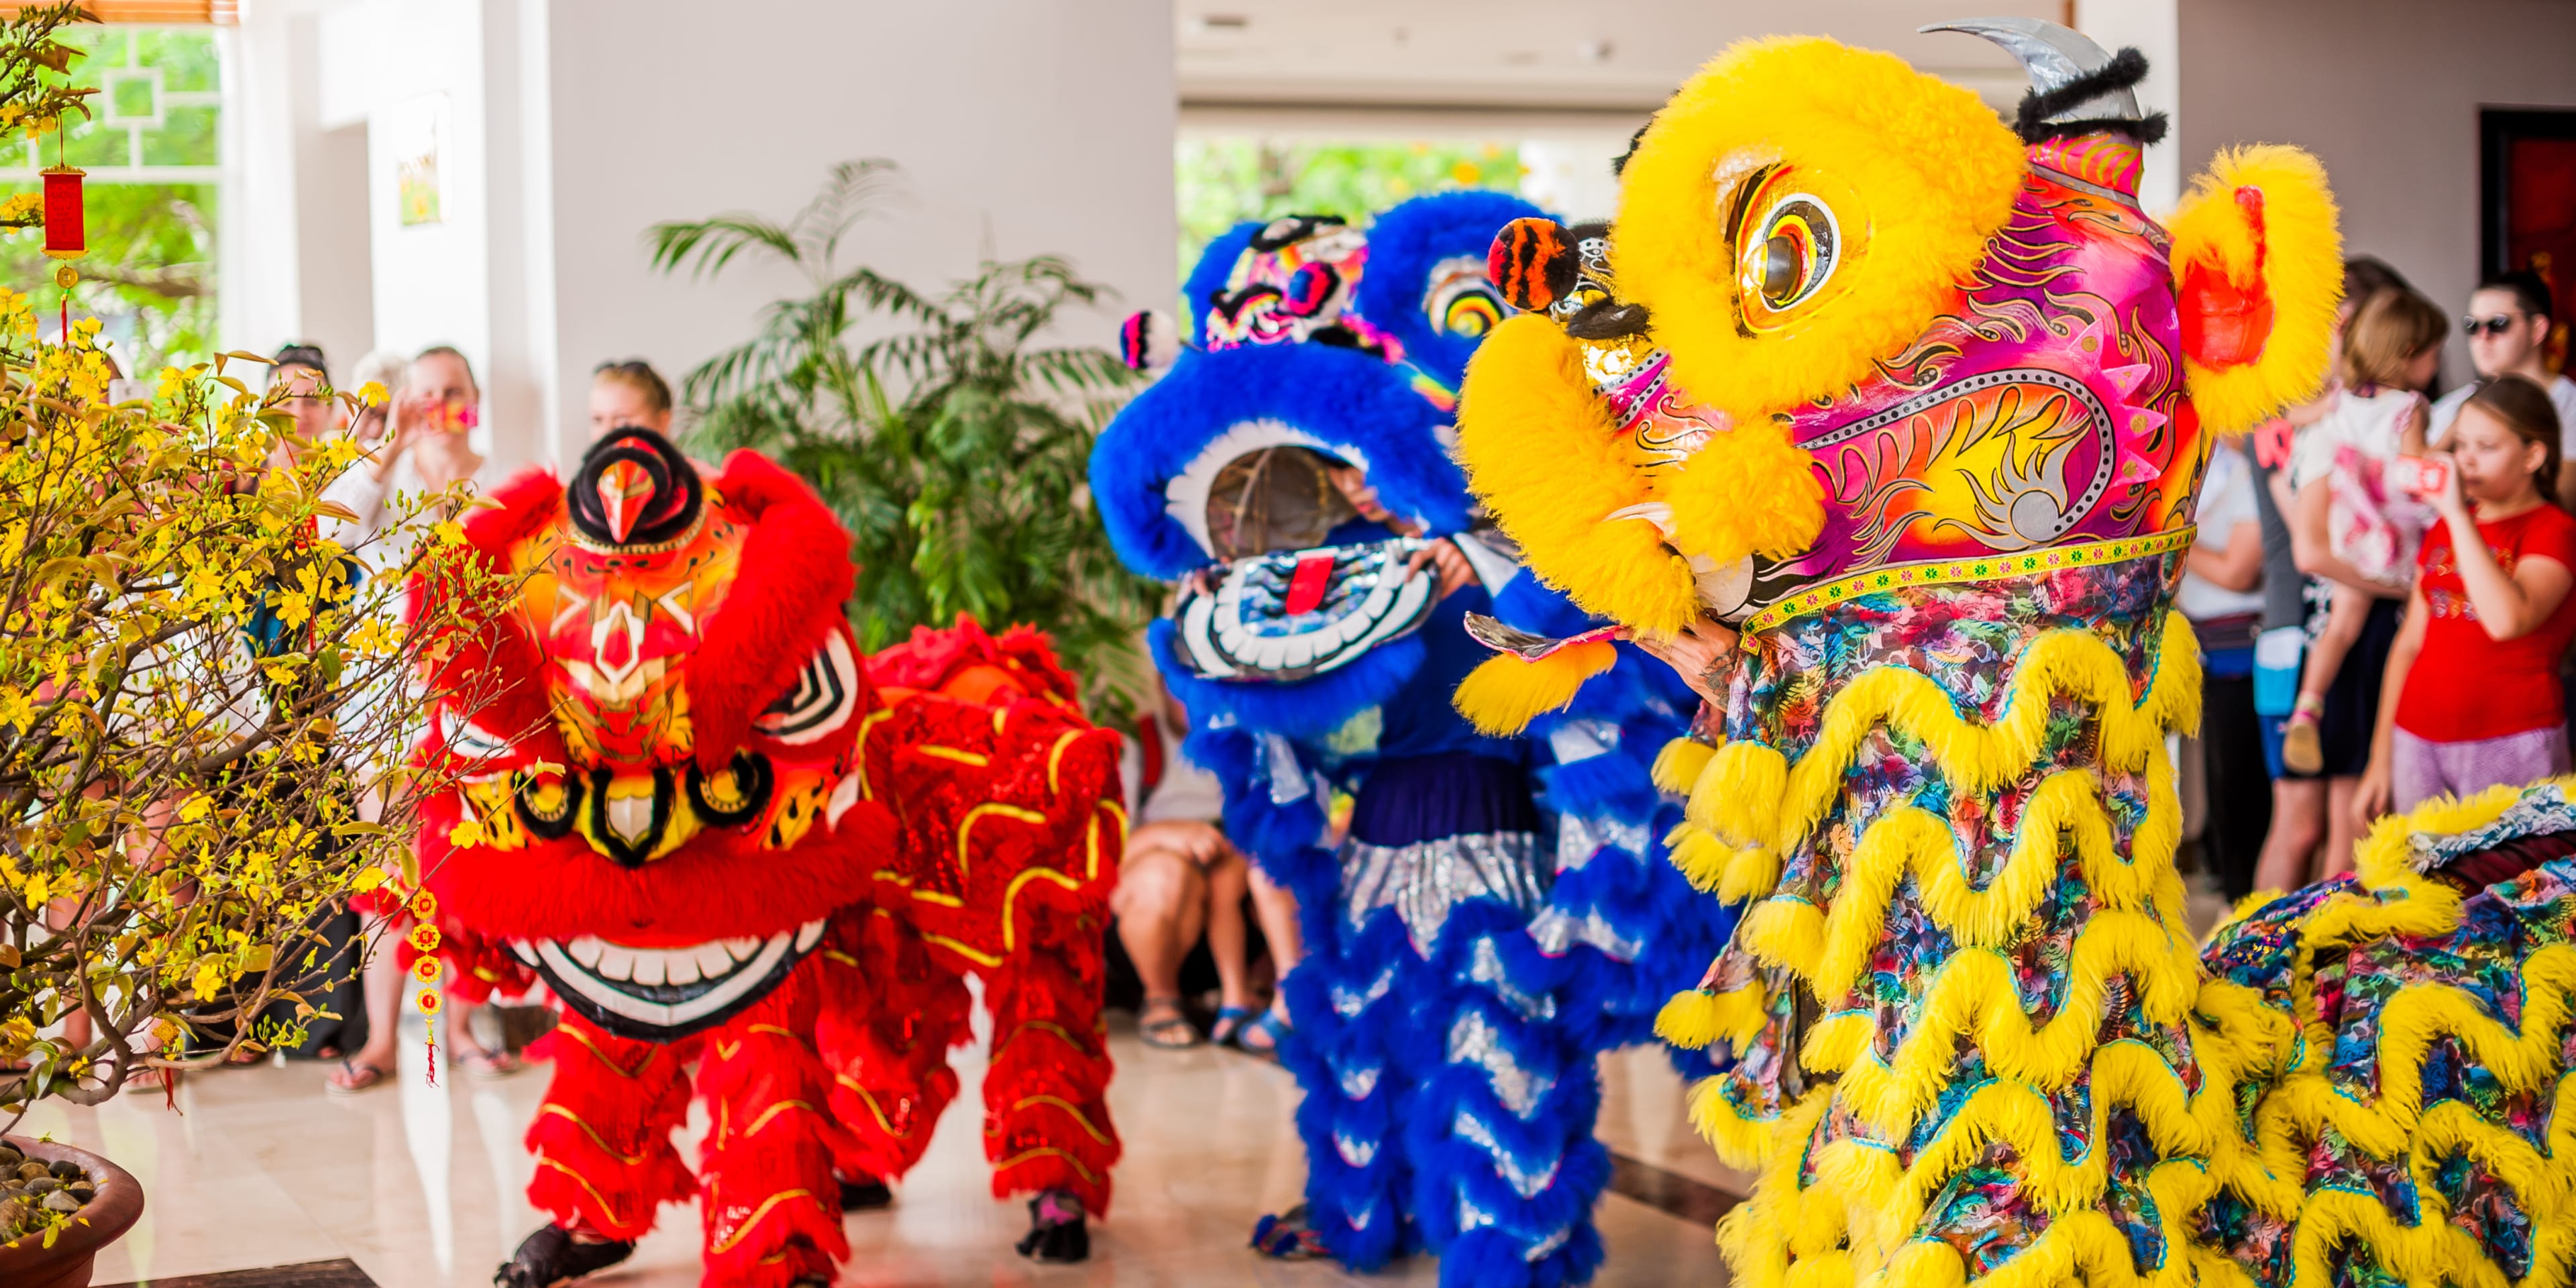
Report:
649,160,1157,718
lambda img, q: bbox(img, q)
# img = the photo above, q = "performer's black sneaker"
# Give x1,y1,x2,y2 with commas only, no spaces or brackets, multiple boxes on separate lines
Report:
494,1224,635,1288
838,1173,894,1210
1014,1187,1090,1263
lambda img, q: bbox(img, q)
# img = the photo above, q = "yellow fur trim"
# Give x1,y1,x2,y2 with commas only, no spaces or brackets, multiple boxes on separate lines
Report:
1450,639,1616,736
1650,735,1715,794
1704,612,2200,861
1736,760,2184,1002
2167,144,2344,433
1655,982,1769,1051
1454,313,1700,633
1658,415,1828,584
1664,824,1737,894
1613,36,2025,425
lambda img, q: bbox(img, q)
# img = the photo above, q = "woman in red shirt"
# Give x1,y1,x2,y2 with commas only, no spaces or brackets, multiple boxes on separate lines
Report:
2357,376,2576,820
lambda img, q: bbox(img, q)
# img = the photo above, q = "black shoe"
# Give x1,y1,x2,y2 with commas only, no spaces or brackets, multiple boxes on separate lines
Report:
838,1174,894,1211
494,1224,636,1288
1014,1187,1090,1263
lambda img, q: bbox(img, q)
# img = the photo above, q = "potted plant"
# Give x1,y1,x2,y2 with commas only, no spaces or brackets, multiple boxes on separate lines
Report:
0,12,504,1263
649,160,1159,717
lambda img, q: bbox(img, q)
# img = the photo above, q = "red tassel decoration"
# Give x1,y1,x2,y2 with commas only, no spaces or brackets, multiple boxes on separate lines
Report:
41,166,81,261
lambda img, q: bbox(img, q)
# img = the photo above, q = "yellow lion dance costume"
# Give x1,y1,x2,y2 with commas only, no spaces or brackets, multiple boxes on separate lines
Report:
1438,17,2521,1288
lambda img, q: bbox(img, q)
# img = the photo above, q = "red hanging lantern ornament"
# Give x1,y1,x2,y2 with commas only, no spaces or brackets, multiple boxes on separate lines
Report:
407,889,445,1085
41,163,80,341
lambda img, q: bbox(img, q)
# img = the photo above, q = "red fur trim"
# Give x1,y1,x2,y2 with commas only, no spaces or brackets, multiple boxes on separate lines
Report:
406,468,566,751
868,615,1083,712
696,963,851,1283
419,792,896,943
812,912,973,1181
690,453,860,772
523,1012,697,1239
981,948,1118,1213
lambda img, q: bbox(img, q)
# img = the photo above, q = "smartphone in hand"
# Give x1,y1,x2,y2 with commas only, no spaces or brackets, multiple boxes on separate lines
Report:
2392,454,2451,500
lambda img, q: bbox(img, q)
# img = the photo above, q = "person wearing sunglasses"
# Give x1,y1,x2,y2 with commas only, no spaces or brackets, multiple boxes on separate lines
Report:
2430,270,2576,482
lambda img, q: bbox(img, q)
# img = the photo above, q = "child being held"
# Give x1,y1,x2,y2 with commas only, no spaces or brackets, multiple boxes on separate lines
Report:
2280,288,2449,776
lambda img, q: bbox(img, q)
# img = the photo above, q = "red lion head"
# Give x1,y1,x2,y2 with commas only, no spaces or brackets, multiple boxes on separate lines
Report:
412,429,897,1040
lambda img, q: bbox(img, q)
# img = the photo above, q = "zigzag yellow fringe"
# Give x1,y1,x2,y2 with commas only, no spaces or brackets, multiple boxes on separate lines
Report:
1735,756,2190,1000
1655,982,1768,1052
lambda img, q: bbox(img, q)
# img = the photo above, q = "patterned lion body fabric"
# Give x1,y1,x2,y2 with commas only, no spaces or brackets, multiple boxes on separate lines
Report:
411,429,1124,1286
1455,21,2358,1288
1091,192,1729,1287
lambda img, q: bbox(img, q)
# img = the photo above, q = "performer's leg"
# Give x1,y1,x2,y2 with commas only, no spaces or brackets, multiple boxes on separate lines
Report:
1279,913,1413,1272
694,965,861,1288
1407,919,1605,1288
496,1012,694,1287
980,933,1121,1261
813,910,973,1193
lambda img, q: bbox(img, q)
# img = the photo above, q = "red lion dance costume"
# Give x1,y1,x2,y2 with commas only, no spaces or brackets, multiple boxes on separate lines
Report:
407,428,1123,1287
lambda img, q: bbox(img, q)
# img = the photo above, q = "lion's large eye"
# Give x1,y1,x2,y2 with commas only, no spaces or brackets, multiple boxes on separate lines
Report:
1425,255,1508,341
755,633,859,745
1746,195,1838,311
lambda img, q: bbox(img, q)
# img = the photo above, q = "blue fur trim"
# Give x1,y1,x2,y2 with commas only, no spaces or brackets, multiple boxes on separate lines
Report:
1488,568,1598,642
1091,341,1474,579
1179,219,1262,333
1355,192,1550,392
1151,616,1421,745
1181,722,1343,934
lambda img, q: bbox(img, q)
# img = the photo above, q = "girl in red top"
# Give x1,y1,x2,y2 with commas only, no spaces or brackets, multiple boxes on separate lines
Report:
2357,376,2576,820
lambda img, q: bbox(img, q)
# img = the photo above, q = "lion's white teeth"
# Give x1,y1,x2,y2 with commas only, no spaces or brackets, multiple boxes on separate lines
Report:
694,943,735,981
663,951,701,986
567,936,604,968
794,919,825,952
594,944,636,982
724,937,761,961
631,951,667,987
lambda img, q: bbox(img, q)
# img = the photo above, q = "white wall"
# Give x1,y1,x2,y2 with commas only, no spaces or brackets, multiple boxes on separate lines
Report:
251,0,1176,472
2178,0,2576,381
535,0,1176,469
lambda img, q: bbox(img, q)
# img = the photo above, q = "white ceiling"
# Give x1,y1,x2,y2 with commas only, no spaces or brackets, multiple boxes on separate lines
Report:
1175,0,2068,118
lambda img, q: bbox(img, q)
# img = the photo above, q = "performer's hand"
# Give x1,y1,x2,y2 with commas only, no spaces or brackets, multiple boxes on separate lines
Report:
1406,539,1479,600
1636,616,1741,708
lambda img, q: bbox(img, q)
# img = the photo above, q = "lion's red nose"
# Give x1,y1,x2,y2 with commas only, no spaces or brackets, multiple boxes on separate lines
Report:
598,460,656,543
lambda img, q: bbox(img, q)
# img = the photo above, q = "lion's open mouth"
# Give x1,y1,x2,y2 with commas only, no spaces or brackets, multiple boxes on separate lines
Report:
508,918,826,1040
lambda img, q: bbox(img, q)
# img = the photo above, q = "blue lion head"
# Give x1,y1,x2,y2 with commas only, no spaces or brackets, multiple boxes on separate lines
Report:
1090,191,1546,739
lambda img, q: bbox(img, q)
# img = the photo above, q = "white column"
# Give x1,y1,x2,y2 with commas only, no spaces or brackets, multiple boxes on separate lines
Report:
2078,0,2183,215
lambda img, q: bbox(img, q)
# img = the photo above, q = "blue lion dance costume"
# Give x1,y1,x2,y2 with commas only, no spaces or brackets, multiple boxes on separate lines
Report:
1091,191,1731,1286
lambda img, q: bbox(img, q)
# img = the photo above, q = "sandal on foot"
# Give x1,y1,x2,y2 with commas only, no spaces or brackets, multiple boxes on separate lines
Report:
327,1059,390,1095
1137,997,1200,1049
1210,1006,1255,1046
459,1047,525,1081
839,1173,894,1210
1236,1009,1291,1056
494,1223,634,1288
2281,697,2327,775
1252,1204,1328,1259
1014,1187,1090,1263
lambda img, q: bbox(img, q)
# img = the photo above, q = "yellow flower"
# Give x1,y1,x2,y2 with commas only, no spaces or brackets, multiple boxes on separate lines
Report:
357,381,388,407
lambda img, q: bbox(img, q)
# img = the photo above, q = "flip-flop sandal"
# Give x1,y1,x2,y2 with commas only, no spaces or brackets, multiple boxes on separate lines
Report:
1251,1205,1328,1260
460,1048,525,1080
327,1060,390,1095
1236,1010,1291,1055
1210,1006,1254,1046
1137,998,1201,1049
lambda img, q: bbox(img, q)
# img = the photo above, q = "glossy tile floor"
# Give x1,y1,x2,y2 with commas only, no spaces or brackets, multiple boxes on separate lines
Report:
24,1012,1739,1287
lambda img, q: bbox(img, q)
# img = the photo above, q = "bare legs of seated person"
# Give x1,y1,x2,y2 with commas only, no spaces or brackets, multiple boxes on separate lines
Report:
1113,820,1254,1049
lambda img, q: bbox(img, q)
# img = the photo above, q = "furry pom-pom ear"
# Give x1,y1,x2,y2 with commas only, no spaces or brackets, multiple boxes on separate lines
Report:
1118,310,1179,372
1660,417,1827,576
1452,640,1619,736
1652,736,1718,794
1489,217,1580,313
1455,313,1701,635
2169,144,2343,434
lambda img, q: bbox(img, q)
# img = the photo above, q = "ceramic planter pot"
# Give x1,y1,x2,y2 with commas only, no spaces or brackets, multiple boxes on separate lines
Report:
0,1135,145,1288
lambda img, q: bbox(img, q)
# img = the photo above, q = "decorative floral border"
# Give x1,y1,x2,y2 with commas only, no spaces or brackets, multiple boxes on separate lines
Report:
1740,525,2197,634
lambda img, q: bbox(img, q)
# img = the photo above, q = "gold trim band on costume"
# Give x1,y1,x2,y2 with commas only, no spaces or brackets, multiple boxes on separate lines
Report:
1739,526,2196,635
